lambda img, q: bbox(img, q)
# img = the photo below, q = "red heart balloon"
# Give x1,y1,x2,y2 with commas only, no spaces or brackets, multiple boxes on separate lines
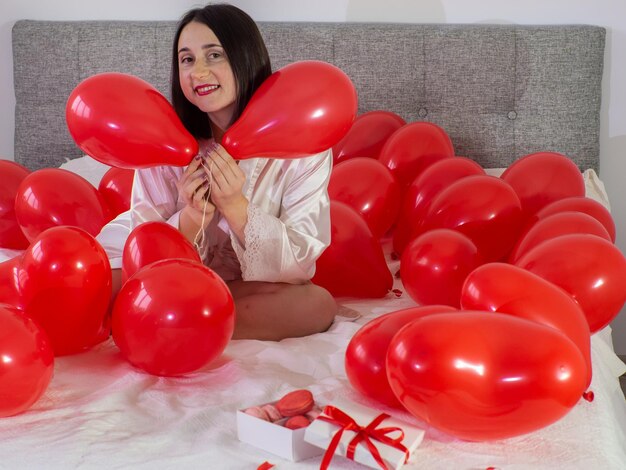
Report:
0,160,30,249
461,262,592,387
401,229,482,307
328,158,401,238
422,175,523,262
378,122,454,191
15,168,111,243
98,167,135,218
509,211,611,263
0,305,54,417
387,312,587,441
112,258,235,376
17,226,112,356
533,196,616,243
501,152,585,222
66,72,198,169
345,305,457,408
393,156,484,256
222,61,357,159
312,201,392,298
515,234,626,333
0,256,23,309
332,110,406,164
122,221,202,283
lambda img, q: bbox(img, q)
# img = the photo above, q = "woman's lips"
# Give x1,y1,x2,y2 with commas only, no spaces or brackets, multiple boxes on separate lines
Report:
195,84,219,96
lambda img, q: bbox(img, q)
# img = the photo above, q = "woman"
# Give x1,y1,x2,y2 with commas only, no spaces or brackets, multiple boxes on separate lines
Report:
98,4,338,340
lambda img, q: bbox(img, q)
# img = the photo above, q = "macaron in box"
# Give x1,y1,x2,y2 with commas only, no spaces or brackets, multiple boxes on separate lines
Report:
236,389,325,461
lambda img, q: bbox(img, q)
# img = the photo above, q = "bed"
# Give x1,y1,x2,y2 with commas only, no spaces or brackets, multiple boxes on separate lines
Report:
2,20,626,469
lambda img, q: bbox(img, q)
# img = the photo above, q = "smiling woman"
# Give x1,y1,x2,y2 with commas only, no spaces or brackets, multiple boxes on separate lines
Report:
95,3,338,341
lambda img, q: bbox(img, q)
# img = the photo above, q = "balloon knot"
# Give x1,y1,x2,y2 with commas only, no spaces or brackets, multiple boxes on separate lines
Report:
391,288,403,298
583,390,595,402
390,251,399,261
394,269,401,279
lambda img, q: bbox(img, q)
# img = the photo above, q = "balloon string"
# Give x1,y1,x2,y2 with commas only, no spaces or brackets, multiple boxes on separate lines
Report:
193,158,214,259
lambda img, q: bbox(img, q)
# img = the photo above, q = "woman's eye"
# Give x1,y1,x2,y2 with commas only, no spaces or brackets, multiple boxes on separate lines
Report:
180,56,193,65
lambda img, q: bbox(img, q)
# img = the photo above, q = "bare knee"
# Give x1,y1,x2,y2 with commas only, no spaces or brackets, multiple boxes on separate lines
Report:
303,284,337,333
230,281,337,340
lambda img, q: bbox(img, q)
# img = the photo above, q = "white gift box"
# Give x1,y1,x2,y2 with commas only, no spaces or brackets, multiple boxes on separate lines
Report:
236,401,324,462
304,398,425,470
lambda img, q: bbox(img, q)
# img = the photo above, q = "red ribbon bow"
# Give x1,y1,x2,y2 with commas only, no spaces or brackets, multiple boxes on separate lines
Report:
317,405,409,470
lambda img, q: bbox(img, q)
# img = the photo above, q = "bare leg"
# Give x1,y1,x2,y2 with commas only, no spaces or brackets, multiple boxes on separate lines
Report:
228,280,337,341
111,268,123,299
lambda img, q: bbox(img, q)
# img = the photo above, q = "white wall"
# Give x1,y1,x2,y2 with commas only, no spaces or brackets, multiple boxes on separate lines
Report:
2,0,626,354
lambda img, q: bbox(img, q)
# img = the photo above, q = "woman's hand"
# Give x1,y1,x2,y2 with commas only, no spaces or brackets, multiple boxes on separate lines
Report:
203,143,249,243
177,154,216,239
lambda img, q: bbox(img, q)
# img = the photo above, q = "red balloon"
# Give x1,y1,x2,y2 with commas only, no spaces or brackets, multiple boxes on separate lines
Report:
387,312,587,441
0,160,30,249
461,262,592,387
328,158,401,238
0,256,23,309
509,211,611,263
312,201,392,298
14,168,111,243
122,221,202,282
112,258,235,376
401,229,482,307
98,167,135,217
17,226,112,356
345,305,457,408
501,152,585,221
66,72,198,169
515,234,626,333
533,196,616,243
0,305,54,417
378,122,454,190
422,175,523,262
332,111,406,164
393,157,485,256
222,61,357,159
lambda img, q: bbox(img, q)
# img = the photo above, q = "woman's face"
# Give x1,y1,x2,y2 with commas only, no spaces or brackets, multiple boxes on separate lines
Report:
177,21,237,131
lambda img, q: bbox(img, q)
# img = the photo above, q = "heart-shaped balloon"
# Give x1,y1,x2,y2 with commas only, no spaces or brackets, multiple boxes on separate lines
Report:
15,168,111,243
509,211,611,263
0,305,54,417
66,72,198,169
312,201,392,298
17,226,112,356
122,221,202,283
0,256,23,309
401,229,482,307
345,305,457,408
461,262,592,386
112,258,235,377
515,234,626,333
387,312,587,441
332,110,406,164
98,167,135,218
378,121,454,191
501,152,585,222
222,61,357,159
422,175,523,262
533,196,616,243
393,156,484,256
328,158,401,238
0,160,30,249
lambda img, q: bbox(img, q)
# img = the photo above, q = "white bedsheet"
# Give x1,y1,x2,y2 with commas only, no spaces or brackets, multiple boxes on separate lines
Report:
1,158,625,469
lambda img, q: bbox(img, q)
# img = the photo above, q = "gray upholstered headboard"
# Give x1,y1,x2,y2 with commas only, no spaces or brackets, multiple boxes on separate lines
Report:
12,21,605,171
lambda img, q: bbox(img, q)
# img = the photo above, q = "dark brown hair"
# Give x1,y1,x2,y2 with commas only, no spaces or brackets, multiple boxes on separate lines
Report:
171,3,272,139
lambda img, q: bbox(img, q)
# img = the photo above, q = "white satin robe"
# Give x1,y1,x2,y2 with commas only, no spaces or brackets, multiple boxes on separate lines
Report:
96,144,332,284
